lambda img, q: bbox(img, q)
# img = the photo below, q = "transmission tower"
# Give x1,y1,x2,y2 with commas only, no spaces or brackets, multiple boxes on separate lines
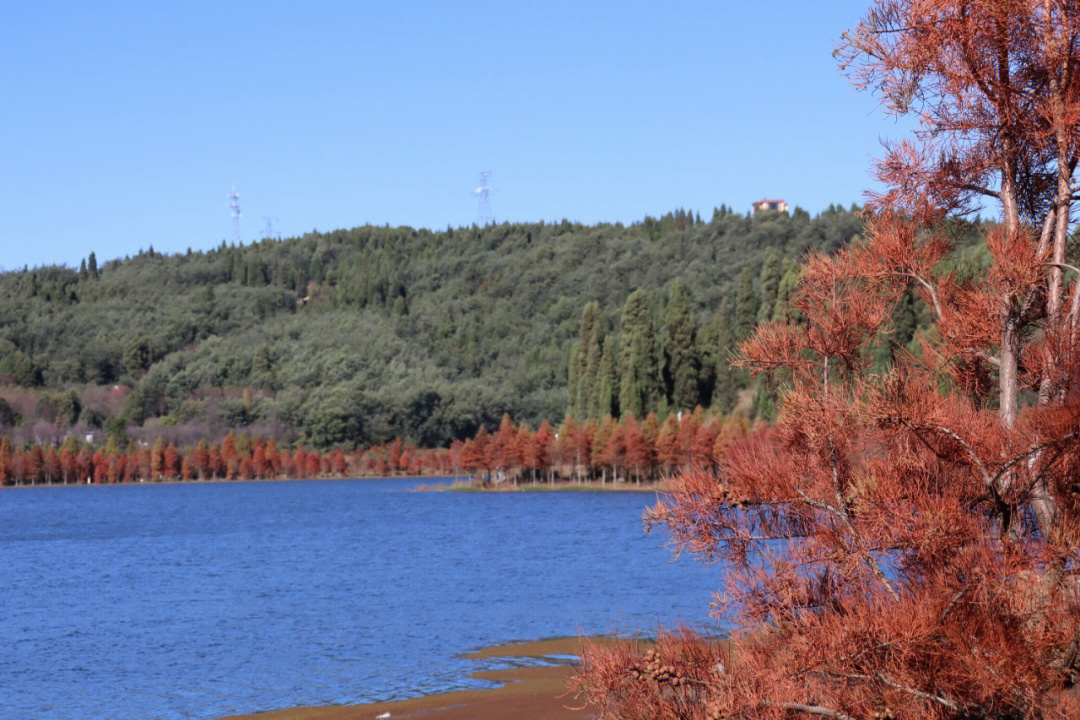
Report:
227,186,242,244
262,216,281,241
474,171,493,225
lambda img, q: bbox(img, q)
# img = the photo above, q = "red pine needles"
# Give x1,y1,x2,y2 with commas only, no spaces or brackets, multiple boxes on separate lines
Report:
576,2,1080,718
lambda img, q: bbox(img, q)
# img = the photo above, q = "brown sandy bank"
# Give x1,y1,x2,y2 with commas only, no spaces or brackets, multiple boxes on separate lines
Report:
413,478,667,493
216,637,624,720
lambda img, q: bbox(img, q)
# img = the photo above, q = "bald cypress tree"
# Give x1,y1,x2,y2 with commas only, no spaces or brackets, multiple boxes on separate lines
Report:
618,290,661,418
663,279,698,410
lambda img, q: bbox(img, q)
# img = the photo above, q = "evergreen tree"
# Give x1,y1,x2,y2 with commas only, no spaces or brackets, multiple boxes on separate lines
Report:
595,335,620,418
569,302,600,417
732,266,759,342
663,279,698,410
88,251,98,279
771,261,801,322
568,339,583,417
618,290,661,418
584,320,605,418
756,249,781,324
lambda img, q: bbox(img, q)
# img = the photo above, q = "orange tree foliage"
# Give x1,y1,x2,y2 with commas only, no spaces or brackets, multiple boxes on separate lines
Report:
576,2,1080,719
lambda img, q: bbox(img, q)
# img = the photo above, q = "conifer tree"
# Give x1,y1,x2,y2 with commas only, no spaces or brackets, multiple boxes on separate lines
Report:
771,260,802,322
731,266,758,343
662,280,699,410
595,335,620,418
568,302,601,417
584,320,605,418
756,248,781,324
618,290,661,418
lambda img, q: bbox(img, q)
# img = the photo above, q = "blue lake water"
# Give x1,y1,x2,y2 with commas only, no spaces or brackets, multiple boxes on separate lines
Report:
1,478,721,719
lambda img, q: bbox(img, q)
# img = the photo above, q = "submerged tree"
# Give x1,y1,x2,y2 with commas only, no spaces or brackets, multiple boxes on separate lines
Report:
577,2,1080,719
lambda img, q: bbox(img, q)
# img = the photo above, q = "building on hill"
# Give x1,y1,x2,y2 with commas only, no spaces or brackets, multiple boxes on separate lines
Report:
752,198,788,213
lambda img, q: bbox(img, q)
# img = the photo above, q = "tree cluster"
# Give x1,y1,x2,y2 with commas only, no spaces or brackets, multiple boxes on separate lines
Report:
0,433,456,485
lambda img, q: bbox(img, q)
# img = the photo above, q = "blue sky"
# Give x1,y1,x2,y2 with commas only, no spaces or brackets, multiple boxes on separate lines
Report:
1,1,904,269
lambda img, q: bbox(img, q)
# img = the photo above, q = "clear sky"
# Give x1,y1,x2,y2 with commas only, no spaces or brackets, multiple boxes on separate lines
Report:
1,1,906,270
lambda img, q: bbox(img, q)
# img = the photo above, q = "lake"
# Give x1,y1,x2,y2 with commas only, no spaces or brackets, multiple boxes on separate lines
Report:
1,478,721,719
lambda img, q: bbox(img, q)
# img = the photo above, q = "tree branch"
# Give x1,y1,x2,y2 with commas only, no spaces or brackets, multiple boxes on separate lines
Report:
760,699,858,720
796,489,901,602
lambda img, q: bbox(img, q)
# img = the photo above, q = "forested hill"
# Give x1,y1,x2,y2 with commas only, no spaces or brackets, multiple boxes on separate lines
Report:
0,205,866,448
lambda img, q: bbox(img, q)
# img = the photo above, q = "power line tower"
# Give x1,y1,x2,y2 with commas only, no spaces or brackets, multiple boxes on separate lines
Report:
474,171,493,226
227,186,242,244
262,216,281,241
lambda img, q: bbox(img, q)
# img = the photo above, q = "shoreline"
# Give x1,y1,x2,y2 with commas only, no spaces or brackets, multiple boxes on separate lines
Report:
414,478,669,493
0,474,464,490
215,637,620,720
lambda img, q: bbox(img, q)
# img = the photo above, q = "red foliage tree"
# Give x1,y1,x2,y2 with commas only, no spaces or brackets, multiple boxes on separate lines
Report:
0,436,11,485
76,448,93,483
163,443,180,480
107,456,122,485
533,420,555,482
252,441,267,478
208,443,224,479
25,445,44,484
265,438,280,477
44,447,61,484
304,450,321,478
578,3,1080,719
492,414,519,479
193,441,210,480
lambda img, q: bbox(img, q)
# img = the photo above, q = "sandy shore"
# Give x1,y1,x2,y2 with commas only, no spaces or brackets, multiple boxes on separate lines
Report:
216,637,614,720
414,478,667,493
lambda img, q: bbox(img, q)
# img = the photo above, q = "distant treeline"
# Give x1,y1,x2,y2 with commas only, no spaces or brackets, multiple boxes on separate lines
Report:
0,205,870,449
0,205,986,450
0,410,747,486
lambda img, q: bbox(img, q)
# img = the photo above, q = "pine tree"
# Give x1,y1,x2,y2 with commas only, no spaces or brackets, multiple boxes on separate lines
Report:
662,280,698,410
618,290,661,418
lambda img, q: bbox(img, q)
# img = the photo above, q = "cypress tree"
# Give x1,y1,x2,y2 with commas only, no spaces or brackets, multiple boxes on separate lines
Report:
732,266,759,342
568,339,583,416
619,289,661,418
663,279,698,410
771,261,802,322
596,335,620,418
571,302,601,417
584,321,605,418
757,249,781,324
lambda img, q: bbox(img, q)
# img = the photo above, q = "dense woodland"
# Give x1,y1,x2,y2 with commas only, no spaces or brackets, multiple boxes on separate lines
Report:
0,204,906,452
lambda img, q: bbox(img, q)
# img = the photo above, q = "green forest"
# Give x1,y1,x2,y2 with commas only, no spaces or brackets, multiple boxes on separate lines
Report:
0,204,964,450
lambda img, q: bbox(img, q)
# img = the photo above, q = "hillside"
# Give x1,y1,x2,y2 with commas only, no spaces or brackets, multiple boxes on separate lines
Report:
0,205,867,448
